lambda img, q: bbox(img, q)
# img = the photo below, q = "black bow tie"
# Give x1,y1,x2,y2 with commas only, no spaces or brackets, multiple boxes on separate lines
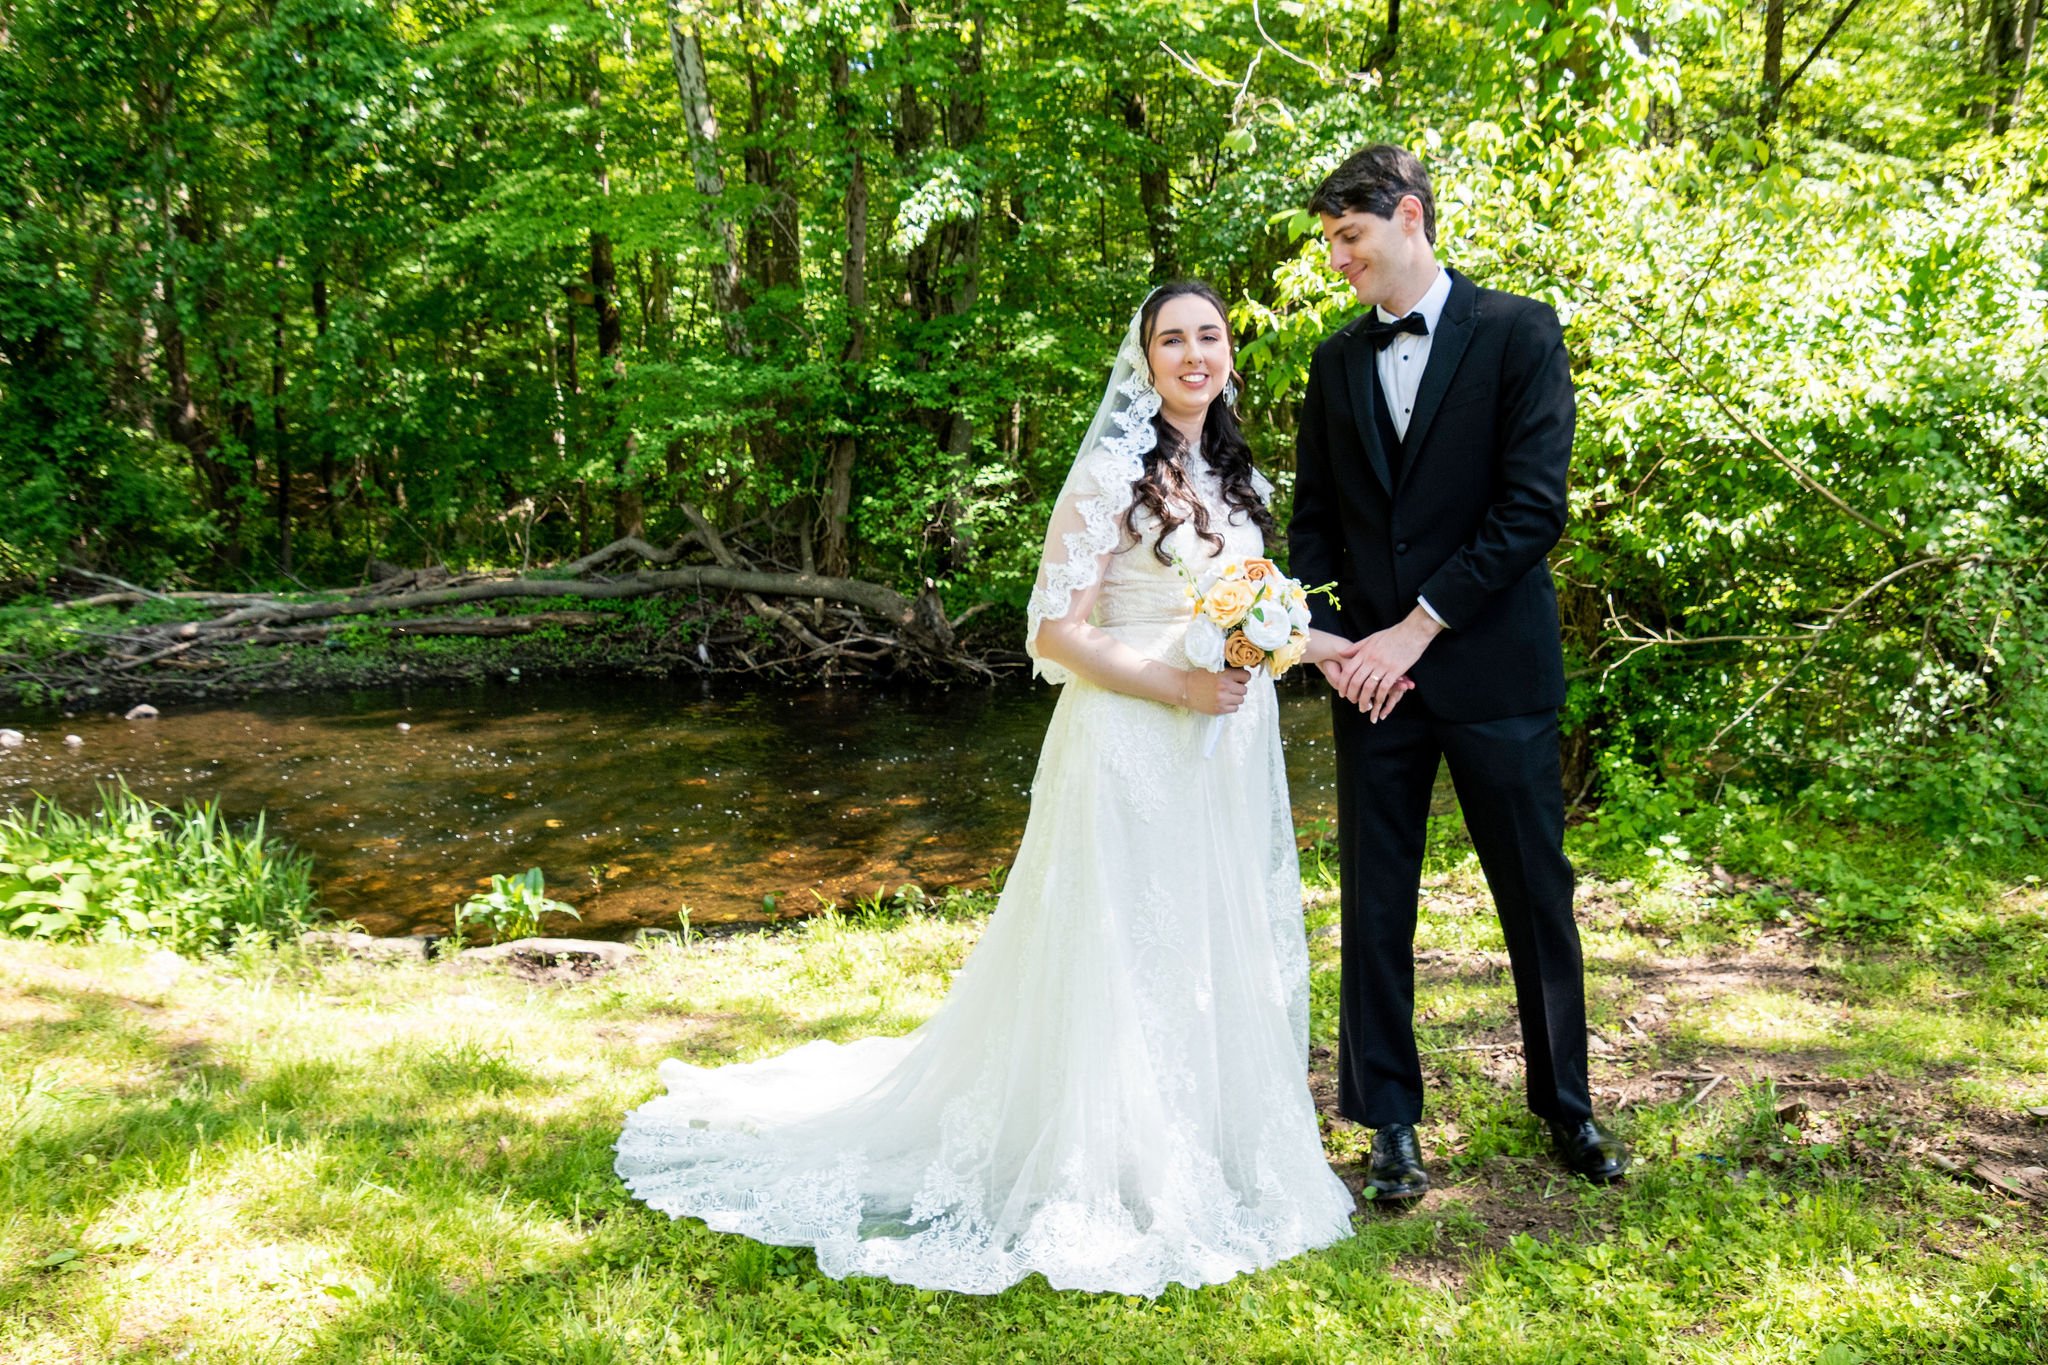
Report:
1361,312,1428,349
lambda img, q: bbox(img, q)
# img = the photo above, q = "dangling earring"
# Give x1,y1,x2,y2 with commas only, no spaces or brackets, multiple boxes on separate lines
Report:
1222,371,1241,408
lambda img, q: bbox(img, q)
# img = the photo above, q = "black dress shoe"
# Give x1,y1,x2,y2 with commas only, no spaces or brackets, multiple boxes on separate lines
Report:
1365,1123,1430,1202
1549,1118,1631,1183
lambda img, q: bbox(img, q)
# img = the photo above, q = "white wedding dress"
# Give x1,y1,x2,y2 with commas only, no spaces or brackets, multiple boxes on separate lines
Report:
616,352,1355,1296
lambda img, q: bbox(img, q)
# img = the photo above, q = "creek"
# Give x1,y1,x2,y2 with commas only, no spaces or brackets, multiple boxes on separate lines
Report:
0,680,1342,938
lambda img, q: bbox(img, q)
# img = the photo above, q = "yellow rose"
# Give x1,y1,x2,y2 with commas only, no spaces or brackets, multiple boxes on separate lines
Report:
1242,556,1278,582
1224,630,1266,669
1202,577,1257,627
1269,630,1309,678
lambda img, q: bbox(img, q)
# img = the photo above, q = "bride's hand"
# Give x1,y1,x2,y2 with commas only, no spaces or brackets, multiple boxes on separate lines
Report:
1302,628,1353,667
1182,667,1252,715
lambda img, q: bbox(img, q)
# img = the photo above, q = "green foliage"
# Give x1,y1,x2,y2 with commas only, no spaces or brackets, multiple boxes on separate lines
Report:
2,0,2044,847
1578,751,2043,940
0,785,319,952
1249,128,2048,851
454,867,580,945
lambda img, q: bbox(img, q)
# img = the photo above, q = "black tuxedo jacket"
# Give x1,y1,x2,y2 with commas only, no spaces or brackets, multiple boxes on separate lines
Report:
1287,269,1573,722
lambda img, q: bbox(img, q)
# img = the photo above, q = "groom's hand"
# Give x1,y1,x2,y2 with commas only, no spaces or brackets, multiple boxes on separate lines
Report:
1320,647,1416,716
1342,608,1443,722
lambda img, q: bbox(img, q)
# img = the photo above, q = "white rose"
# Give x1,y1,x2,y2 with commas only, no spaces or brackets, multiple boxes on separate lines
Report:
1287,596,1312,629
1242,601,1293,651
1185,614,1227,670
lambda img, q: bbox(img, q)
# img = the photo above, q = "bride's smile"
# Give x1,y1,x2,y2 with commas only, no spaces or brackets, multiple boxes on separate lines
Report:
1145,292,1235,441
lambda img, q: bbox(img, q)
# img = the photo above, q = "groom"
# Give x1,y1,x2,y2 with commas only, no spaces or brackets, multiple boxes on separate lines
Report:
1287,145,1629,1199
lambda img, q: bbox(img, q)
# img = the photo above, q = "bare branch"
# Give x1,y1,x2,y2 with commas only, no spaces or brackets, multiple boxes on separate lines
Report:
555,535,703,576
1252,0,1333,81
1781,0,1870,103
1704,557,1962,751
1158,42,1237,91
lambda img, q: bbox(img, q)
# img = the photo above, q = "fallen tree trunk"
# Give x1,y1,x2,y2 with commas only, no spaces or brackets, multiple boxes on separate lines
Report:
23,535,989,701
183,565,954,656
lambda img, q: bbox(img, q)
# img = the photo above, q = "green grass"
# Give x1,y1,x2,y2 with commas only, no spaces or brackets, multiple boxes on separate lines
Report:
1,851,2044,1362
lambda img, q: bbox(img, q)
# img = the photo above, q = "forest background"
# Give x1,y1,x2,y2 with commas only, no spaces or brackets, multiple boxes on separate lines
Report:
2,0,2045,883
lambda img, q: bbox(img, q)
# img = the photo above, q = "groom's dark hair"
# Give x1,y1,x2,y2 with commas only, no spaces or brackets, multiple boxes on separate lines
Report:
1308,144,1436,246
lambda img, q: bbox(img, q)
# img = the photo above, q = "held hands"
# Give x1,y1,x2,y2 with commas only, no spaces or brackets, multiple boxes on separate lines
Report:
1317,655,1415,721
1181,667,1253,716
1320,609,1443,722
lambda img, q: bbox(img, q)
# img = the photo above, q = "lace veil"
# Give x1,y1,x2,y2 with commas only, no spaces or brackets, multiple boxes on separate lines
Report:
1024,302,1162,683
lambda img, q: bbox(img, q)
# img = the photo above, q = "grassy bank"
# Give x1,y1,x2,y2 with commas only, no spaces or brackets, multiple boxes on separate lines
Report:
3,840,2044,1363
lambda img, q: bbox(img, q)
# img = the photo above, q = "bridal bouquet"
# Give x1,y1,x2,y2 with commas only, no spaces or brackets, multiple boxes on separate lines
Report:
1179,556,1320,757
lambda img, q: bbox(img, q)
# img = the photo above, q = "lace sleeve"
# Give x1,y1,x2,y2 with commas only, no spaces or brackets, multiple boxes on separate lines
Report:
1025,447,1145,684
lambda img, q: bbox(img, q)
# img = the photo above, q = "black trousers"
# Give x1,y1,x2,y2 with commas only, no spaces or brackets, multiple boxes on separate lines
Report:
1332,695,1592,1128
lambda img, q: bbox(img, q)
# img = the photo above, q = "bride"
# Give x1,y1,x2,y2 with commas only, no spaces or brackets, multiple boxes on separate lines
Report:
616,281,1364,1295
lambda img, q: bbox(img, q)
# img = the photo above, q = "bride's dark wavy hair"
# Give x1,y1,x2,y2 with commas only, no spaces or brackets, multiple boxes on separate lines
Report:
1122,280,1277,566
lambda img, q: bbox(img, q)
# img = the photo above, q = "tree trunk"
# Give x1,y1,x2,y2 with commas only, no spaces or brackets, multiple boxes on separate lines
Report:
936,10,985,468
1364,0,1400,77
1765,0,1870,131
2017,0,2045,124
310,248,336,538
1986,0,2044,131
585,59,638,539
592,228,638,537
894,0,941,329
739,1,803,297
151,172,236,571
1120,87,1177,281
271,275,291,575
1762,0,1785,129
664,6,750,354
822,43,869,579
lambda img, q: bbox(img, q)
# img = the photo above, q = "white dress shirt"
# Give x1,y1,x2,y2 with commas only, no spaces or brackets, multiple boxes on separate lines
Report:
1375,265,1452,442
1374,266,1454,628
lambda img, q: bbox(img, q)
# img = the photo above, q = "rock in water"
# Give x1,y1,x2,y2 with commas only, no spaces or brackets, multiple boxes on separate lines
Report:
125,704,160,721
63,734,83,748
0,730,22,749
395,721,412,732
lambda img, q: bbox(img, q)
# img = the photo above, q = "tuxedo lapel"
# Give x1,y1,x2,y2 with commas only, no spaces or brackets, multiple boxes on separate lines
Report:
1400,270,1478,469
1342,328,1395,497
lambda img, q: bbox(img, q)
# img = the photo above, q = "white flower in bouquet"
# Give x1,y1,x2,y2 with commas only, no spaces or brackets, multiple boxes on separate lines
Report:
1241,599,1294,651
1284,585,1312,629
1185,614,1228,671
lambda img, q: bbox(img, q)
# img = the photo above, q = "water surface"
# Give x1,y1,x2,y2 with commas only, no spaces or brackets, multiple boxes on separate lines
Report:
0,681,1340,937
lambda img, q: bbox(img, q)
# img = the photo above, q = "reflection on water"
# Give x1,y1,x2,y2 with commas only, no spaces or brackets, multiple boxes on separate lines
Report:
0,680,1339,938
